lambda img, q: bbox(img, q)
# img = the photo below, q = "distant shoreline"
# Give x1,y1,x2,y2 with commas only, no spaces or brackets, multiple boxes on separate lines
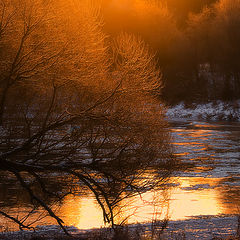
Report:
166,100,240,122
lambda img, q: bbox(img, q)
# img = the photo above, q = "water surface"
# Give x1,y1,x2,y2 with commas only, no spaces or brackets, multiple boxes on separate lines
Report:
0,120,239,231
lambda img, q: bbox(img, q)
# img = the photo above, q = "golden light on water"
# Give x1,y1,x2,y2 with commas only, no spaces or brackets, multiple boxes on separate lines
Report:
58,177,225,230
2,121,239,232
60,195,104,229
168,178,221,220
0,176,238,231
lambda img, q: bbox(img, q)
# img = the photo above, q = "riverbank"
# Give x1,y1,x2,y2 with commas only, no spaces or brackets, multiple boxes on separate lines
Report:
166,100,240,122
1,215,239,239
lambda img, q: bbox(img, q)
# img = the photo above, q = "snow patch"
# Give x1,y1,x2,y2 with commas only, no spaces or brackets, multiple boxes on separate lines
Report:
166,100,240,121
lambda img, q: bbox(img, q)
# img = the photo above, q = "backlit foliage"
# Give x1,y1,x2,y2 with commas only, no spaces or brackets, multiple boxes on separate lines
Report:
0,0,174,233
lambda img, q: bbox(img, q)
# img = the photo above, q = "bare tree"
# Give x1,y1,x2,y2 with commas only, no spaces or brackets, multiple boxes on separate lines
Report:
0,0,175,235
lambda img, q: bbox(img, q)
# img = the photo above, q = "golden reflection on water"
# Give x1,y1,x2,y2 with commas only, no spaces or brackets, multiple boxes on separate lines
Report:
61,195,104,229
50,123,240,228
1,122,239,231
168,178,221,220
58,177,228,230
0,177,238,231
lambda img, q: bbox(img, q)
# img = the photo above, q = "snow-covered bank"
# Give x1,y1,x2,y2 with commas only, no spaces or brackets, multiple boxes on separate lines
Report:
166,100,240,122
0,215,238,239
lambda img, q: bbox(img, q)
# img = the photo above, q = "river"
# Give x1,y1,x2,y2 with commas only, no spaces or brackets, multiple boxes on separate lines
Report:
0,120,240,237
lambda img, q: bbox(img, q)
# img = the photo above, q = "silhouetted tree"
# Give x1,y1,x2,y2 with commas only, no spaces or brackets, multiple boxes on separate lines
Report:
0,0,175,234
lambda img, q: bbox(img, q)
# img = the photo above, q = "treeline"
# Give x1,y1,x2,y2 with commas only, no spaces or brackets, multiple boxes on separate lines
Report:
102,0,240,103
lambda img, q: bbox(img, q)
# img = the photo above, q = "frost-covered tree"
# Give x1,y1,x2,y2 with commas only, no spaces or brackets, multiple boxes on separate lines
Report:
0,0,175,234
